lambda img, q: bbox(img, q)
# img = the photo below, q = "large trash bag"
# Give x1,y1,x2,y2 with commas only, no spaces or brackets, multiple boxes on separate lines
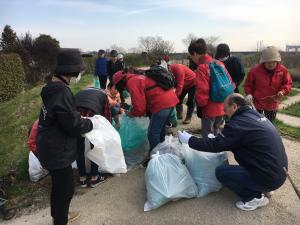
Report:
84,115,127,174
151,135,183,160
118,115,149,152
144,153,198,211
93,76,100,89
124,140,149,170
182,145,228,197
28,151,48,182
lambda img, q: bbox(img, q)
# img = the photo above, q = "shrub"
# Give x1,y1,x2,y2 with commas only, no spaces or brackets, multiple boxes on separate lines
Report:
0,53,25,102
83,56,96,75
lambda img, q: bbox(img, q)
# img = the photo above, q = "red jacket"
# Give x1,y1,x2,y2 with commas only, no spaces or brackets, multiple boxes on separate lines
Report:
195,54,232,118
125,74,179,116
244,64,292,111
169,64,196,97
28,119,39,153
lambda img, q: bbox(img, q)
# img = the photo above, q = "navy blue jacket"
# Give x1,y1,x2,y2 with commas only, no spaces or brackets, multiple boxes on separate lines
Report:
189,106,288,189
95,57,108,76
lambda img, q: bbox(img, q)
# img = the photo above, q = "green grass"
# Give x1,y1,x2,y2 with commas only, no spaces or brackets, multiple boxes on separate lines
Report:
280,101,300,117
0,74,93,178
274,119,300,139
293,81,300,89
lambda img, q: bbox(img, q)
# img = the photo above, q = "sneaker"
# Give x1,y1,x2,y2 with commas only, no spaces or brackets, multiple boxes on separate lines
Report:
90,174,110,188
235,195,269,211
79,179,88,188
68,211,80,223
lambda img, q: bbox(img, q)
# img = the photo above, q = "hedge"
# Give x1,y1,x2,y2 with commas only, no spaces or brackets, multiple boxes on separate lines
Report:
0,53,25,102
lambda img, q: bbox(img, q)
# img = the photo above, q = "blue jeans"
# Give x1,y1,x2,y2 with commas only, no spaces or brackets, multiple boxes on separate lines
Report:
215,165,273,202
148,108,172,152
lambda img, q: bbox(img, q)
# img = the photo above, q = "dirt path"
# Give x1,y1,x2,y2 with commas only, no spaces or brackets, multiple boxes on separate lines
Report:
3,107,300,225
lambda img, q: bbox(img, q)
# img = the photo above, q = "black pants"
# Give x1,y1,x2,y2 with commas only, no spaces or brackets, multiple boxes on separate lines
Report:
98,76,108,89
49,166,74,225
76,136,98,177
177,86,196,110
257,109,277,123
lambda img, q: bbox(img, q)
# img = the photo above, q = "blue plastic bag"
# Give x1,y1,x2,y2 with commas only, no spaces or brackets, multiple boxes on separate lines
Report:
144,153,198,211
183,145,228,197
93,76,100,89
118,115,149,152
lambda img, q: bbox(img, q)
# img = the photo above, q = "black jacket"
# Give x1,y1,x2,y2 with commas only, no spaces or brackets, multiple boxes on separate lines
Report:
37,81,93,170
107,60,124,82
222,56,245,87
189,106,288,189
75,88,107,114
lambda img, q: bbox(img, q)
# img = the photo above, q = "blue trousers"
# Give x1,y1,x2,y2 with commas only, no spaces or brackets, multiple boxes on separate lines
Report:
148,108,172,152
215,165,273,202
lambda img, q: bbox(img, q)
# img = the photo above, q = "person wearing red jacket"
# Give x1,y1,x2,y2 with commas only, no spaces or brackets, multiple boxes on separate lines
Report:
244,46,292,123
113,70,179,166
168,63,196,124
188,38,232,137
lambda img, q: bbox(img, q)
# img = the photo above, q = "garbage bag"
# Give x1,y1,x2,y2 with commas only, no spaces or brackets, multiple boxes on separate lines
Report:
28,151,48,182
93,76,100,89
182,145,228,197
124,140,149,170
151,135,183,160
85,115,127,174
118,115,149,152
144,153,198,211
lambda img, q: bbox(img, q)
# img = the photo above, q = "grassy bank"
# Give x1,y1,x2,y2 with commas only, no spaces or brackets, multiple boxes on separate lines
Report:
280,101,300,117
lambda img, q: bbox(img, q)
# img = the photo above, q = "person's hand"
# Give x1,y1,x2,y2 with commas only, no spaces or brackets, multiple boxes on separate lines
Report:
245,94,253,103
277,91,284,98
178,130,192,144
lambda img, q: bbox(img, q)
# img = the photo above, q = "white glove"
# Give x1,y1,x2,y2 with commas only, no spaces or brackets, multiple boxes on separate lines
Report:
89,116,101,130
178,130,192,144
245,94,253,103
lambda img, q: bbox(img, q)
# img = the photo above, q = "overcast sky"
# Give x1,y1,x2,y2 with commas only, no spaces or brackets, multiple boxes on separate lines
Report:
1,0,299,52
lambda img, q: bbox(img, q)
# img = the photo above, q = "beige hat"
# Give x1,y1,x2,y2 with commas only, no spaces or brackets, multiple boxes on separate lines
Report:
260,46,281,63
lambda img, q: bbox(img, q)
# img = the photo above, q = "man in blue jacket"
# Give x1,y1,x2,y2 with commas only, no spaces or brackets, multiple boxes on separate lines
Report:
94,49,108,89
178,93,288,211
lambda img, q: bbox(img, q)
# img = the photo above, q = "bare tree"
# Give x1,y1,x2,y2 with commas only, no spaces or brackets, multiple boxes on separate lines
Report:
109,45,127,54
182,33,198,48
138,36,174,60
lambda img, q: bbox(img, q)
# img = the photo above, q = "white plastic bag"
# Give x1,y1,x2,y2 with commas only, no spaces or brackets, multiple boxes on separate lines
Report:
28,151,48,182
85,115,127,174
151,135,184,159
183,145,228,197
144,153,198,211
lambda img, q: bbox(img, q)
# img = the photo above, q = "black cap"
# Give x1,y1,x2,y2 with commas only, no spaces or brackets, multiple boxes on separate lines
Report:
110,50,118,57
54,48,86,76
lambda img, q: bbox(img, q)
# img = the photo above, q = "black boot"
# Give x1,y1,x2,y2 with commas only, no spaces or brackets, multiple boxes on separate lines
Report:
183,107,194,124
176,104,183,120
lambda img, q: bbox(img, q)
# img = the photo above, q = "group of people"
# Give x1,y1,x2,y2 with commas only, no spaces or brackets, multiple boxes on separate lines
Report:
34,37,293,225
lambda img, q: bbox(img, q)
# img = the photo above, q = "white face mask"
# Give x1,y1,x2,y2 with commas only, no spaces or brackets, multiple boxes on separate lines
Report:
70,73,81,84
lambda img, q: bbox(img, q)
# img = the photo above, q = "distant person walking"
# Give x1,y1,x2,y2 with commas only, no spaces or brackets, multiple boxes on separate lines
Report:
244,46,292,123
215,43,245,93
94,49,108,89
107,50,124,83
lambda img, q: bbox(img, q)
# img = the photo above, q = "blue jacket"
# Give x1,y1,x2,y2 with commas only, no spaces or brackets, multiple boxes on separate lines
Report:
95,57,108,76
189,106,287,189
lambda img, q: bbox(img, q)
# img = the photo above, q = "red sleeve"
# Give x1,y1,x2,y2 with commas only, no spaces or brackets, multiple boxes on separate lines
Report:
195,65,210,107
243,68,255,95
171,65,185,97
280,69,293,95
127,78,146,117
28,119,39,153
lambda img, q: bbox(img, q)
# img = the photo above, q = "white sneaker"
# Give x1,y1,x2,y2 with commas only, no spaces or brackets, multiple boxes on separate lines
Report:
235,194,269,211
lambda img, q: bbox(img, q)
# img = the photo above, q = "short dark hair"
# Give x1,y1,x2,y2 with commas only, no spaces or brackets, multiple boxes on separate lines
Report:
188,38,208,55
227,93,248,107
215,43,230,59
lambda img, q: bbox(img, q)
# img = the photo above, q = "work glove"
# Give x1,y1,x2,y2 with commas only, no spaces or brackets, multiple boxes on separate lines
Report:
277,91,284,98
178,130,192,144
245,94,253,103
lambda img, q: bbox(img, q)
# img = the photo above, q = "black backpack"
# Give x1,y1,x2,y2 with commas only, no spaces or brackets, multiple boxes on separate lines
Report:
145,65,176,91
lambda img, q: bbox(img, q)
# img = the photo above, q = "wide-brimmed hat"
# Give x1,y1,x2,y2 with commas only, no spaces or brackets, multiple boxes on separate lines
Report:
54,48,86,75
260,46,281,63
